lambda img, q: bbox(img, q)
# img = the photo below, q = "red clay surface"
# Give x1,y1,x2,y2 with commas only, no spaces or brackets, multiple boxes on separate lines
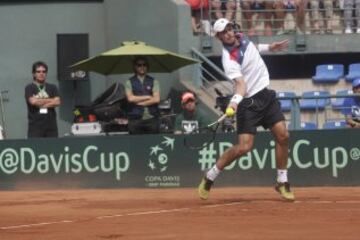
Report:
1,187,360,240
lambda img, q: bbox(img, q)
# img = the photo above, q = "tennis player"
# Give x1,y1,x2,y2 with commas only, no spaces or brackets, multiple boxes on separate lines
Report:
198,18,295,201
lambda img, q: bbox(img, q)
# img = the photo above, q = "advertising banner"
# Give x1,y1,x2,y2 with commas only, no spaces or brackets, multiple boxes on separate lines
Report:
0,129,359,189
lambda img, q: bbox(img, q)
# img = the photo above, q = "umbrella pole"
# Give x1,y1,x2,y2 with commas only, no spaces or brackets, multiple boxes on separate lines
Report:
73,81,79,106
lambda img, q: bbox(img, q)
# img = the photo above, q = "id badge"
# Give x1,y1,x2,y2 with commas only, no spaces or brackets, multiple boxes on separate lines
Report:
39,108,48,114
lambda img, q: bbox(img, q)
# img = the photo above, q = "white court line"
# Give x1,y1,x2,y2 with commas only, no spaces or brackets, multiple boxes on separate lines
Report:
1,199,360,230
203,202,244,208
295,200,360,204
126,208,190,216
0,208,191,230
336,200,360,204
96,214,125,220
295,200,333,204
1,220,74,230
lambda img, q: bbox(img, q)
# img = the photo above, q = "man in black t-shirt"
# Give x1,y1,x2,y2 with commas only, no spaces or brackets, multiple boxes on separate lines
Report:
25,61,61,138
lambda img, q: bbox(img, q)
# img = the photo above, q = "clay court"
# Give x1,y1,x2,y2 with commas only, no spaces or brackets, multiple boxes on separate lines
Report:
1,187,360,240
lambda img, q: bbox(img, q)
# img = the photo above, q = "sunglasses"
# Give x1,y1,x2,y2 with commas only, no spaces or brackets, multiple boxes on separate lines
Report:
36,70,47,73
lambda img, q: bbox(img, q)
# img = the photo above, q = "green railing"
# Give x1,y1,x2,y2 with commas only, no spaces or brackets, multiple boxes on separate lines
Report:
196,0,357,50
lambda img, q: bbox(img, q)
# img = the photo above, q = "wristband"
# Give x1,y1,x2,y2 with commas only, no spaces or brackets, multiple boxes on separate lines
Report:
230,94,243,105
258,44,270,52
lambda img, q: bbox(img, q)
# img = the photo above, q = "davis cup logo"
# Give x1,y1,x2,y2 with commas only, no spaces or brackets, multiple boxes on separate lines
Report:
147,136,175,172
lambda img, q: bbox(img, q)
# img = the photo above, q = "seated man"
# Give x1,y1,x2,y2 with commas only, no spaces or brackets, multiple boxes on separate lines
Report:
280,0,309,34
174,92,208,134
125,57,160,134
211,0,237,22
273,0,296,34
186,0,211,35
342,78,360,128
344,0,360,34
294,0,309,33
241,0,275,36
308,0,334,33
276,0,308,34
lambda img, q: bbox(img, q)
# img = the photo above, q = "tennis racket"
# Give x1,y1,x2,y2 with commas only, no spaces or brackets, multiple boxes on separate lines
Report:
183,114,227,150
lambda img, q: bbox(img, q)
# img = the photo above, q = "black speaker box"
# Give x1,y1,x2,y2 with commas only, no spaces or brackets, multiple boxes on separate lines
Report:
57,33,89,81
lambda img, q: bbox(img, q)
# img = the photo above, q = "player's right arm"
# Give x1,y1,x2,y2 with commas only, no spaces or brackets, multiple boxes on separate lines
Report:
222,51,246,113
228,76,246,112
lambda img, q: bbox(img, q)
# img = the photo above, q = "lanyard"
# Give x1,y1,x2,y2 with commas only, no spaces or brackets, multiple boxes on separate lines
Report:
34,82,46,93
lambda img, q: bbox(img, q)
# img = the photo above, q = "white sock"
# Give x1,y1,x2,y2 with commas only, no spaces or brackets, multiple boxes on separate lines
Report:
277,169,288,183
206,165,221,181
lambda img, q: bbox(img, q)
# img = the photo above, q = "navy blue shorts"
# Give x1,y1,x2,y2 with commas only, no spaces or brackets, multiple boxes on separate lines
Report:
236,88,285,135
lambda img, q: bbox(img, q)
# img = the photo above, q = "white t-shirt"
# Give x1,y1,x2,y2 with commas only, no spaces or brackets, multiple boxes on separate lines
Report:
222,40,270,98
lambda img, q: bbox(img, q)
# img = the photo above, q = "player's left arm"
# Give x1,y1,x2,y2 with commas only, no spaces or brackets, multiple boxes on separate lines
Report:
42,85,61,108
42,96,61,108
258,39,289,53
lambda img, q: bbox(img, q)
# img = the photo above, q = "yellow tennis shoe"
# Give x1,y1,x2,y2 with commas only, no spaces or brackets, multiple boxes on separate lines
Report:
275,182,295,201
198,177,213,200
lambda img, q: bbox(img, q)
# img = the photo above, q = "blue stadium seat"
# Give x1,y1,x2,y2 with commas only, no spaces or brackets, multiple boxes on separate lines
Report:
331,89,353,110
322,120,347,129
277,91,296,112
312,64,344,84
300,91,330,110
300,122,317,130
345,63,360,83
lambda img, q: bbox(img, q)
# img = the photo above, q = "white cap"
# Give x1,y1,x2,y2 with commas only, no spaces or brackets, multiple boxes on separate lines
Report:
213,18,230,33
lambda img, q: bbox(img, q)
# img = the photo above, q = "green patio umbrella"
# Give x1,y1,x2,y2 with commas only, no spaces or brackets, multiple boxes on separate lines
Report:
71,41,199,75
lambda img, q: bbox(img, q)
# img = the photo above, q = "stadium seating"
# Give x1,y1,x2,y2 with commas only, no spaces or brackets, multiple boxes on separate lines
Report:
345,63,360,83
277,91,296,112
312,64,344,84
331,89,353,110
322,120,347,129
300,122,317,130
299,91,331,110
